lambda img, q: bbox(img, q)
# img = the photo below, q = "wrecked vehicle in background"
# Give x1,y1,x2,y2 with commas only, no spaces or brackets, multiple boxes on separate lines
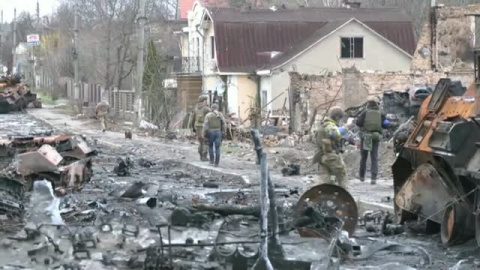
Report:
382,82,465,120
0,76,41,113
392,71,480,246
407,84,433,117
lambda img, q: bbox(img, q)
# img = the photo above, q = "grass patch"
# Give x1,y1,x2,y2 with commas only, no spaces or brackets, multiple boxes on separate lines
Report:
224,144,242,154
36,92,57,105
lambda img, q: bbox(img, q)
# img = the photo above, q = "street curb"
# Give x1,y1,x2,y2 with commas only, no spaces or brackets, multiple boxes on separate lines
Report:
356,199,394,215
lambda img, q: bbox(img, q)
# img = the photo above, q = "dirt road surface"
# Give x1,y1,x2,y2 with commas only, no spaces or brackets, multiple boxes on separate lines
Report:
0,107,475,269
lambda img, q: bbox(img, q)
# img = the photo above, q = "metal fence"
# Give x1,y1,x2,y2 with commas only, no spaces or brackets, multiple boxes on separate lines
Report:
65,80,136,119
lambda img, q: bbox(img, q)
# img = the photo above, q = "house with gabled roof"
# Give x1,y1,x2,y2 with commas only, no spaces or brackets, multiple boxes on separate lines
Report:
178,1,416,121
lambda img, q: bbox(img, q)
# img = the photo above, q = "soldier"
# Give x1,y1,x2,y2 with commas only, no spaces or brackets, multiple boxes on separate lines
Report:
356,98,386,184
313,107,347,189
189,95,210,161
95,100,110,132
203,103,225,167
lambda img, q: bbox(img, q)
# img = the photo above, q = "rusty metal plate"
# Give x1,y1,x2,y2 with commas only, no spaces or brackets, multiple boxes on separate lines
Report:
16,145,63,176
294,184,358,237
395,163,453,223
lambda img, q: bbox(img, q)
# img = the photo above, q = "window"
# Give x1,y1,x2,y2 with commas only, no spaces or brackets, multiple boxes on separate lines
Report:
210,36,215,59
341,37,363,58
261,90,268,109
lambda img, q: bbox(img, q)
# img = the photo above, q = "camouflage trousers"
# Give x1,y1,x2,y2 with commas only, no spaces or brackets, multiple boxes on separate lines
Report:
100,115,108,131
196,126,208,161
316,152,347,189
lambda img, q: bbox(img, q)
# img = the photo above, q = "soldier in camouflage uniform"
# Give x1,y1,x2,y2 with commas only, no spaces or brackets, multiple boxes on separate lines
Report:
95,100,110,133
189,95,210,161
313,107,347,189
203,103,225,167
356,99,386,185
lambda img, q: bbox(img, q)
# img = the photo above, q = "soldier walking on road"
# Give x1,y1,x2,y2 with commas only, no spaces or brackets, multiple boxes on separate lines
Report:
313,107,347,189
356,98,386,185
95,100,110,133
189,95,210,161
203,103,225,167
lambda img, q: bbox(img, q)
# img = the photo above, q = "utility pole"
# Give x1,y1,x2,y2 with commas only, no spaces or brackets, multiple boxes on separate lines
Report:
73,4,79,101
12,8,16,74
33,0,40,90
135,0,146,122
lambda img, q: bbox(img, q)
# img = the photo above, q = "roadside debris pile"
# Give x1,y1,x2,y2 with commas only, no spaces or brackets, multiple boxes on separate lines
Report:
0,122,448,269
0,134,96,218
0,77,41,114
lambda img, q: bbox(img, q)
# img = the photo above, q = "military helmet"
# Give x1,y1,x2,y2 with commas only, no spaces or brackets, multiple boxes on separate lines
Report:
367,97,380,108
328,106,345,120
198,95,208,102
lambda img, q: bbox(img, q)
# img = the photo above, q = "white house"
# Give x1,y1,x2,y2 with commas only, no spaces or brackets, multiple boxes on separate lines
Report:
179,2,416,120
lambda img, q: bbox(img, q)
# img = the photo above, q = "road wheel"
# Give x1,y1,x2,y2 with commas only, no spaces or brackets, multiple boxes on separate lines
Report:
475,213,480,247
441,203,474,246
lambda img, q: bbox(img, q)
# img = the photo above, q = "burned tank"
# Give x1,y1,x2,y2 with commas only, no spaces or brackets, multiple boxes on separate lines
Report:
392,51,480,246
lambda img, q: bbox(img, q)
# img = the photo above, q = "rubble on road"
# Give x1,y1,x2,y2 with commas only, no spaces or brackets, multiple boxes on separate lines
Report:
113,157,133,176
0,104,474,269
0,134,96,158
0,134,95,197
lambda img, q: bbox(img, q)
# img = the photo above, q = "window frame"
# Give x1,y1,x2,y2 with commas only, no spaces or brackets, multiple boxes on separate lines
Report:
340,36,364,59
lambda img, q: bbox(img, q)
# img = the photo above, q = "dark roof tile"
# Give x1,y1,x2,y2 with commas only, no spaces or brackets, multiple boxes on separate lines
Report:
209,7,416,73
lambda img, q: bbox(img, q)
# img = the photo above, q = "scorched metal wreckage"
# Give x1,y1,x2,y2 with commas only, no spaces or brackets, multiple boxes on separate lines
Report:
393,49,480,246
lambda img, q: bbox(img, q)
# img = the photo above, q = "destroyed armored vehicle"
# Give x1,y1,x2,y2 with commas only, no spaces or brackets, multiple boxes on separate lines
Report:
393,50,480,246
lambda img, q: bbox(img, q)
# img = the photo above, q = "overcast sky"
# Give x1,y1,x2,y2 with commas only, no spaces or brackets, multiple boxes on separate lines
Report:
1,0,59,23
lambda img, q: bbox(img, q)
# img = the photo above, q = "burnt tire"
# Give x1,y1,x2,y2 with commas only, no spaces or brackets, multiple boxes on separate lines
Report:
441,203,475,246
475,214,480,247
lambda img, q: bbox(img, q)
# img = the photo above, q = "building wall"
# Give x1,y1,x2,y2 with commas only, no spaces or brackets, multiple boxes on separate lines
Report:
293,20,412,73
185,3,206,70
259,76,272,112
236,75,257,120
202,75,255,121
411,19,433,71
412,4,480,72
204,75,225,94
227,75,238,118
202,21,217,76
269,73,291,113
289,70,473,131
266,20,413,112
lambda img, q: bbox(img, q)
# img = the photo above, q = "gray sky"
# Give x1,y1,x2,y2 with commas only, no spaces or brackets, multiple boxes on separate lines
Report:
1,0,59,23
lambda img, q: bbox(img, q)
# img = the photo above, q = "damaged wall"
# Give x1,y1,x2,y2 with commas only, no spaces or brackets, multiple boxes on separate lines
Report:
412,4,480,72
289,69,473,130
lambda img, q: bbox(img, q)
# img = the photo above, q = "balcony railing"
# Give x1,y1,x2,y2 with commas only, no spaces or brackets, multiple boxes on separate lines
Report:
174,57,202,73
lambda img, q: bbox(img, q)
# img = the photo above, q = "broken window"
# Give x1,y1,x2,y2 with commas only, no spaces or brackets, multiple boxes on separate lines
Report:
341,37,364,59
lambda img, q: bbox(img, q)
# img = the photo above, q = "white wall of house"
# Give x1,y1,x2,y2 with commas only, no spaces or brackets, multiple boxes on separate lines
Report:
292,20,412,73
204,75,225,94
227,76,239,117
202,21,217,76
184,2,207,72
260,76,272,112
264,20,413,112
